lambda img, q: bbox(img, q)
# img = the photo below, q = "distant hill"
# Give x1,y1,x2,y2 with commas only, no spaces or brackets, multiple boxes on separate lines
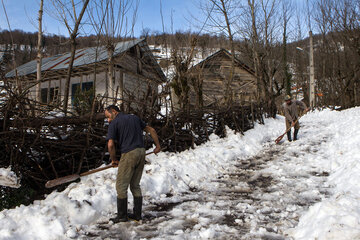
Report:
0,29,239,73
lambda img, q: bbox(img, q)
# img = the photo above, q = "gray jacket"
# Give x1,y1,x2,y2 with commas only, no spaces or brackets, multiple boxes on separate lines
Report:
282,100,307,122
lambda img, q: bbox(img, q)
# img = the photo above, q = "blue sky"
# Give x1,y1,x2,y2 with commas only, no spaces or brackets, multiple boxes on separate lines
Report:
1,0,310,38
0,0,198,37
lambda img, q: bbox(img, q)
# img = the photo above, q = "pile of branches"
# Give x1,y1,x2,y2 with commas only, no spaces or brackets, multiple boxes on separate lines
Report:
0,88,108,190
152,105,264,152
1,85,264,192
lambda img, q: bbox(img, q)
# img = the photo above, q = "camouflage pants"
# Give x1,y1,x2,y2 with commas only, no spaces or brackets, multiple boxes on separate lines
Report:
285,118,300,130
116,148,145,199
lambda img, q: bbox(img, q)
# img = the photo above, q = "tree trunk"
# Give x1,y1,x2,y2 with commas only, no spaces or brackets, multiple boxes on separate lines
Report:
107,47,115,104
62,0,90,115
220,0,235,106
36,0,44,104
248,0,262,102
63,38,77,114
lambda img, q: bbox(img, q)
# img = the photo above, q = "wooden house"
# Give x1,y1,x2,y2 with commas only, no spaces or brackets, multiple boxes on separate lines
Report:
5,39,166,112
173,49,263,109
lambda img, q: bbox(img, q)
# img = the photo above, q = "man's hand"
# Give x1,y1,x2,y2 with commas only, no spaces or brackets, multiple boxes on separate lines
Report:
108,139,118,166
291,121,296,127
153,145,161,154
111,159,119,167
144,126,161,155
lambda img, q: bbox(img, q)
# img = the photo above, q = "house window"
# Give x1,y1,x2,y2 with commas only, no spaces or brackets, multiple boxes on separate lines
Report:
82,82,93,91
71,82,94,104
41,87,59,104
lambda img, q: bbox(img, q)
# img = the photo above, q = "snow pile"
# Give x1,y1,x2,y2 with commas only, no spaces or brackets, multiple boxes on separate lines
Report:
0,167,20,188
0,107,359,240
141,124,274,199
285,108,360,240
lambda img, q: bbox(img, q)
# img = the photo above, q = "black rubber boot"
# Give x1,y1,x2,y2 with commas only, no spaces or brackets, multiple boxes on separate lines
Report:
128,196,142,221
294,129,299,141
287,130,292,142
110,198,128,223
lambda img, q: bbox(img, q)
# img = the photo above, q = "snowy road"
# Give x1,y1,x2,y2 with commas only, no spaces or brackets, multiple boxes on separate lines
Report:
1,108,360,240
80,131,332,239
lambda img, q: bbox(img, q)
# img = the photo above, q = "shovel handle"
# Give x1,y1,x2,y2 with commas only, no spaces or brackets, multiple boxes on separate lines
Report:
80,164,116,177
45,151,158,188
80,151,156,177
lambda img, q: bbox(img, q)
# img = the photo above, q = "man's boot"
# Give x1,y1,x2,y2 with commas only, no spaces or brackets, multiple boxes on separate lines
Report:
128,196,142,221
110,198,128,223
287,130,292,142
294,129,299,141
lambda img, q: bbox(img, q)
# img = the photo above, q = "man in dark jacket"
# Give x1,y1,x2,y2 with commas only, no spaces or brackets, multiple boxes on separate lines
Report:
105,105,161,223
282,95,309,141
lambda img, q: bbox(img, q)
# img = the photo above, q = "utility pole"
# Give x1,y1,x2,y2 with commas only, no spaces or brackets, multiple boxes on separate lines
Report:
309,30,315,109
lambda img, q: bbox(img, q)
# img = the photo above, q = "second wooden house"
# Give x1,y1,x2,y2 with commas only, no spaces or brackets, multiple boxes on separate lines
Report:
172,49,263,110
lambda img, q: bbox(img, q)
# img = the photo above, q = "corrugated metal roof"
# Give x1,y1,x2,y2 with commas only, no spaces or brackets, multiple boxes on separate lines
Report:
5,38,145,78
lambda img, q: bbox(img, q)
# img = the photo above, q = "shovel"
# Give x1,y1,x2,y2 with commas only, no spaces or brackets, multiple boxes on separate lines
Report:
275,118,300,144
45,165,116,188
45,151,156,188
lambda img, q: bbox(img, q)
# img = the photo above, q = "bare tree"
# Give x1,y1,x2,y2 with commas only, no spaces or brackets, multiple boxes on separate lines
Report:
281,0,292,96
292,9,309,102
88,0,139,106
170,37,197,111
237,0,283,116
237,0,262,102
36,0,44,104
311,0,360,108
197,0,239,105
1,0,19,89
50,0,90,114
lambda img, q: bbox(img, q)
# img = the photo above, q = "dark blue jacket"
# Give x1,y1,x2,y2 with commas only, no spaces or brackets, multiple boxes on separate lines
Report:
106,113,147,153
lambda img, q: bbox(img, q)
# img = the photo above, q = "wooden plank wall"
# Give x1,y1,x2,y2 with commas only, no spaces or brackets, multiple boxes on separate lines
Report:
189,55,258,108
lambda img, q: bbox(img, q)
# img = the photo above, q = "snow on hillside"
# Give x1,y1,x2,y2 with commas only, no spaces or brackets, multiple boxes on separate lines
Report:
149,44,219,77
0,107,359,240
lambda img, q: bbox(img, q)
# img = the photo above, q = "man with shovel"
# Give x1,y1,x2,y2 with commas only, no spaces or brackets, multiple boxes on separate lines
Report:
283,95,309,141
105,105,161,223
